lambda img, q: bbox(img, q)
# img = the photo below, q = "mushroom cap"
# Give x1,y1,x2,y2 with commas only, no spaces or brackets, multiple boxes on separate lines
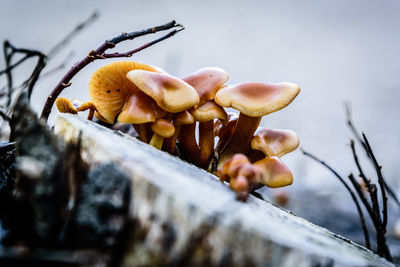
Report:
217,153,250,182
251,128,300,157
126,70,199,113
56,97,78,114
151,119,175,138
190,100,228,123
77,101,96,112
88,61,158,124
183,67,229,105
174,110,195,125
253,156,293,188
215,82,300,117
118,89,166,124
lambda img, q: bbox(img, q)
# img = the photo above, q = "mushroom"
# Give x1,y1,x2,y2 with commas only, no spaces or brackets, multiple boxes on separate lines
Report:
191,100,227,167
214,82,300,167
125,70,199,113
88,60,159,124
55,97,78,114
251,128,300,158
149,118,175,150
126,69,200,153
253,156,293,188
77,101,97,120
117,89,166,142
182,67,229,166
88,61,163,142
217,153,262,201
165,110,195,155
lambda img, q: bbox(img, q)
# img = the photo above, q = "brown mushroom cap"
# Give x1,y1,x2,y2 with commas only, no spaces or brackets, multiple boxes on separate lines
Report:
251,128,300,158
215,82,300,117
88,61,158,123
174,110,195,125
56,97,78,114
253,156,293,188
190,100,227,122
117,89,166,124
151,119,175,138
183,67,229,105
126,70,199,113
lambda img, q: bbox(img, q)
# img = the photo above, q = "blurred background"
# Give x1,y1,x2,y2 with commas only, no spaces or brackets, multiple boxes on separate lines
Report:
1,0,400,258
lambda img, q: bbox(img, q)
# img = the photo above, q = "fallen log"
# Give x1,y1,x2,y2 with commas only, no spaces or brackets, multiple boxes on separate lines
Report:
50,114,393,267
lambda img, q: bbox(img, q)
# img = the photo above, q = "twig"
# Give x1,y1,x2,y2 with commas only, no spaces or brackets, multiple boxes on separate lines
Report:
345,101,400,208
47,11,98,58
40,20,184,121
1,41,47,107
362,134,388,229
40,51,75,79
301,148,371,249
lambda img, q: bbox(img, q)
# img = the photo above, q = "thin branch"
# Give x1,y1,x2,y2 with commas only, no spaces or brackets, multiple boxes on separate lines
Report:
0,109,11,122
40,51,75,79
47,11,99,58
362,133,388,229
301,148,371,249
345,101,400,208
40,20,184,121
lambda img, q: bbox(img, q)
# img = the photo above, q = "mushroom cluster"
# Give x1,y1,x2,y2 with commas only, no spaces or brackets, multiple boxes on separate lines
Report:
55,60,300,201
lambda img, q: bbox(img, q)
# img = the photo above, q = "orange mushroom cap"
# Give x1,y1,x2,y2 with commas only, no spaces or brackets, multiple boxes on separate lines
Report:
88,61,158,124
55,97,78,114
117,89,166,124
174,110,195,125
215,82,300,117
190,100,227,123
183,67,229,105
126,70,199,113
77,101,96,112
251,128,300,158
253,156,293,188
151,119,175,138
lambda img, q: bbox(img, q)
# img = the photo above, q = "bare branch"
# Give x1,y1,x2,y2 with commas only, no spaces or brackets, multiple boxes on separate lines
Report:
40,20,184,121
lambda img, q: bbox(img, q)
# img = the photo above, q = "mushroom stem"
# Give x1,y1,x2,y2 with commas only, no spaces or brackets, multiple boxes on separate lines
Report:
178,123,200,164
133,124,150,143
149,133,164,150
166,124,181,154
218,113,261,168
87,108,95,121
198,120,214,168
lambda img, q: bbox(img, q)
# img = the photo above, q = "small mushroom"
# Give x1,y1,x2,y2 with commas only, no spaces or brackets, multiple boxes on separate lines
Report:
55,97,78,114
165,110,195,155
253,156,293,188
77,101,97,120
191,100,227,167
149,118,175,150
215,82,300,167
117,89,166,142
251,128,300,158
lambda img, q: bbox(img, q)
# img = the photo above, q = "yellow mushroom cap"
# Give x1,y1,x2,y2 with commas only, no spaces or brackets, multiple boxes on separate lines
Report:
88,61,158,124
251,128,300,158
126,70,199,113
253,157,293,188
118,89,166,124
215,82,300,117
190,100,227,123
151,119,175,138
183,67,229,105
56,97,78,114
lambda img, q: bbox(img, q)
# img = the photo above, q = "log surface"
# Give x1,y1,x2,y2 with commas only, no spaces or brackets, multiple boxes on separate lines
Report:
54,114,393,267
